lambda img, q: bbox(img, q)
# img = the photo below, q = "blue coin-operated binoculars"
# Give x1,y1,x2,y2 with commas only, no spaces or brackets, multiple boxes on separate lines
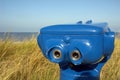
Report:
37,21,115,80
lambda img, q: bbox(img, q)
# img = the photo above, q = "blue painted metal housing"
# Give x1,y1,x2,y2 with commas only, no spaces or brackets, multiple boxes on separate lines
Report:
37,21,115,80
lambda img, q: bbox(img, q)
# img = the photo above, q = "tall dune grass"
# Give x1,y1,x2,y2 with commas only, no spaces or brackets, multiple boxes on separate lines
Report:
0,38,120,80
101,38,120,80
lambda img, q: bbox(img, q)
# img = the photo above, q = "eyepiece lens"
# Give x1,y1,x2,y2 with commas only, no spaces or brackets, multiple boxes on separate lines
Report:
73,52,79,58
71,50,81,60
53,49,61,59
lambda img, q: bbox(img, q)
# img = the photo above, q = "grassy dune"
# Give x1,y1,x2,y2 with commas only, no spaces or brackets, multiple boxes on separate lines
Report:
0,38,120,80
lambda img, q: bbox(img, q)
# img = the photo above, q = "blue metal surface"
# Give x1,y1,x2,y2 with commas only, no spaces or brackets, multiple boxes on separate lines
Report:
37,21,115,80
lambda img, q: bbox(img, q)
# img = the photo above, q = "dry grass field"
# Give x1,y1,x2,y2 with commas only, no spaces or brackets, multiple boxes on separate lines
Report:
0,38,120,80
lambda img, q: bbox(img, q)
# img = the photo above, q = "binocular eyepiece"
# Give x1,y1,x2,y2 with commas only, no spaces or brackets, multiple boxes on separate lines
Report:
53,49,62,59
52,48,81,62
71,50,81,61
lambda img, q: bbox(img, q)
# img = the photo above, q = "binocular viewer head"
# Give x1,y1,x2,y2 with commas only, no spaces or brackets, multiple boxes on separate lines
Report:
37,22,115,65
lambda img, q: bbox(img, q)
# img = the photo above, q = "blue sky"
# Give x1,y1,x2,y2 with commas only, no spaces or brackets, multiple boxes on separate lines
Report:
0,0,120,32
